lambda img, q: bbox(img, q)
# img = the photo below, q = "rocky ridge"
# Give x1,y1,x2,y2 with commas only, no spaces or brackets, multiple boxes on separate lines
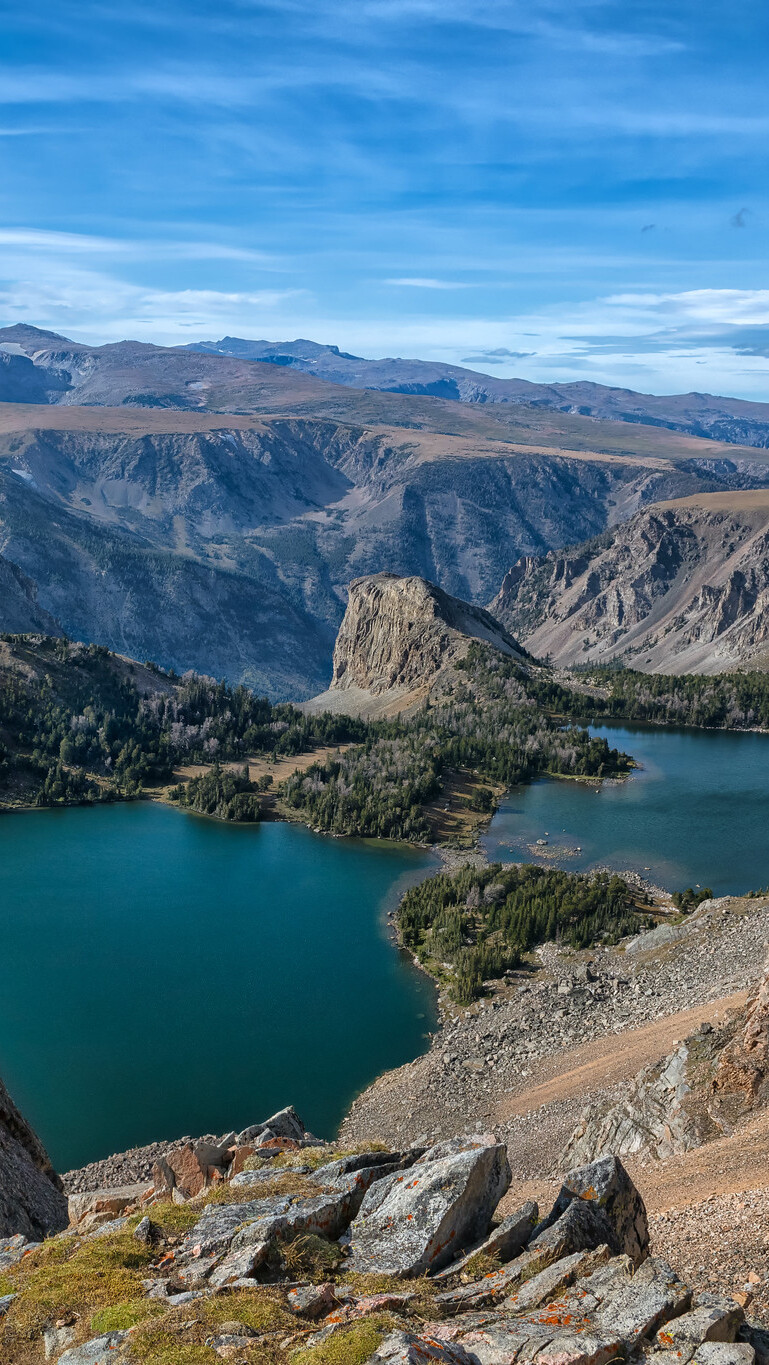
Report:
188,335,769,449
563,947,769,1169
4,1098,767,1365
341,894,769,1168
5,325,769,693
490,492,769,674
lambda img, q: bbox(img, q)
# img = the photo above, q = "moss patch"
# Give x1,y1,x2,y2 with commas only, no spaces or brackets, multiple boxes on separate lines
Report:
2,1229,155,1343
90,1298,166,1334
291,1313,397,1365
129,1290,296,1365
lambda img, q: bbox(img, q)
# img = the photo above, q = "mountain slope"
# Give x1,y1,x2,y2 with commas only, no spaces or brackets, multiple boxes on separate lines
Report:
3,399,769,693
189,334,769,448
4,324,769,460
490,490,769,674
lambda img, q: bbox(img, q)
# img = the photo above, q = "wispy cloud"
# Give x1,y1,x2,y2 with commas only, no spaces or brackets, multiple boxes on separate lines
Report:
383,277,470,289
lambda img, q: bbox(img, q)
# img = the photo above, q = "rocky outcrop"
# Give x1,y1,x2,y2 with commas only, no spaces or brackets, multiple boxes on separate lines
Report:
347,1135,511,1276
0,554,62,636
306,573,526,715
490,492,769,673
0,1075,67,1240
563,955,769,1167
2,1094,767,1365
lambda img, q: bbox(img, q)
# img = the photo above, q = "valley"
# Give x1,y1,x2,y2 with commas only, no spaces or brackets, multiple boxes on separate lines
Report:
4,327,769,695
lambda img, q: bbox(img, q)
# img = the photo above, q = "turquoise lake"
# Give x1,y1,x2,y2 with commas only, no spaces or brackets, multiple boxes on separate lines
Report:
0,804,436,1172
484,721,769,894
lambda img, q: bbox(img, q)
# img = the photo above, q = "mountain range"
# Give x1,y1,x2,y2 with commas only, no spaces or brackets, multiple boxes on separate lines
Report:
188,335,769,448
2,324,769,693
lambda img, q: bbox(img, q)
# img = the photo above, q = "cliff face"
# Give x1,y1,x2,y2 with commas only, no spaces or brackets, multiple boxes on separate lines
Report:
330,573,525,699
490,491,769,674
0,1076,67,1240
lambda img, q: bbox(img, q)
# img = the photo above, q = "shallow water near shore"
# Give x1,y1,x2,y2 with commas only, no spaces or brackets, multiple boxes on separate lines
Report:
0,803,436,1171
484,720,769,894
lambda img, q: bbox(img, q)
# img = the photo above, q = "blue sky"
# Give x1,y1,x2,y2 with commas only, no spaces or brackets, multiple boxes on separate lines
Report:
1,0,768,397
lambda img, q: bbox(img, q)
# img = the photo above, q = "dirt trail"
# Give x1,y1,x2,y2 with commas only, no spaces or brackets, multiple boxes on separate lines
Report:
496,990,748,1122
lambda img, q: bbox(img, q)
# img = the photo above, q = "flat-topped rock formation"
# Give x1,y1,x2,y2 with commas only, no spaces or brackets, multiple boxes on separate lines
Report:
305,572,527,717
490,491,769,674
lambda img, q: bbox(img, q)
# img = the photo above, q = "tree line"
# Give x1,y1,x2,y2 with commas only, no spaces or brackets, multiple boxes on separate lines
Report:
398,861,651,1002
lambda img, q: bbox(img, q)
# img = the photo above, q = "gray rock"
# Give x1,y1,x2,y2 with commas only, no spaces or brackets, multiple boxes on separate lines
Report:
0,1292,16,1316
57,1332,132,1364
740,1323,769,1365
529,1196,619,1259
347,1140,511,1277
44,1323,77,1358
625,923,686,954
0,1073,68,1240
68,1184,148,1227
455,1318,624,1365
313,1151,406,1184
367,1331,478,1363
691,1348,756,1365
237,1106,305,1145
503,1247,607,1313
433,1201,538,1280
434,1244,562,1313
287,1281,337,1319
592,1255,690,1344
656,1304,745,1348
540,1155,648,1263
132,1216,152,1245
207,1240,271,1288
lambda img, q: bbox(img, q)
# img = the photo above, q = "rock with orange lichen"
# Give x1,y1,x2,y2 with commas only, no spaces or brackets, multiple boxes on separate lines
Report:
347,1136,511,1278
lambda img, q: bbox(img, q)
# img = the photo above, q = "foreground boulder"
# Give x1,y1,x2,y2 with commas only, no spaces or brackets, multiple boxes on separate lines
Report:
0,1074,68,1240
347,1135,511,1276
536,1154,649,1264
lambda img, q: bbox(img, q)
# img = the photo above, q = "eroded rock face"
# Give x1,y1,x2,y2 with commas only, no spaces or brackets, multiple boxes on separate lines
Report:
490,497,769,674
329,573,525,701
714,965,769,1103
347,1137,511,1276
0,1075,68,1240
563,957,769,1168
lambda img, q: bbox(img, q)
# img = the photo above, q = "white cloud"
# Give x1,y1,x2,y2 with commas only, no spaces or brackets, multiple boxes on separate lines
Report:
383,277,470,289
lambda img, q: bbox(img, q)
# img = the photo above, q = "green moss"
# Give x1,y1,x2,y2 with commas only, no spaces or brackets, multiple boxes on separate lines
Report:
128,1327,216,1365
90,1299,166,1334
0,1274,15,1297
129,1290,295,1365
2,1230,155,1342
196,1290,293,1334
291,1314,397,1365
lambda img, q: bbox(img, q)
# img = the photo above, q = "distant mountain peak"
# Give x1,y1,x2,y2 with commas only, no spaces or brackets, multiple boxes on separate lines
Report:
0,323,73,346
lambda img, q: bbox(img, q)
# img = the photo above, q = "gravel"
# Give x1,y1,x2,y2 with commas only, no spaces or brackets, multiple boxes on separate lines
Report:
341,895,769,1156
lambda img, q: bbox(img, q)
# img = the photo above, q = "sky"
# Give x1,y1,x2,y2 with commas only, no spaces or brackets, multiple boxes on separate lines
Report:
1,0,768,398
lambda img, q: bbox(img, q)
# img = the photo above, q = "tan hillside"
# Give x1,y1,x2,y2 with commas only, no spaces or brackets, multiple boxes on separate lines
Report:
491,490,769,673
